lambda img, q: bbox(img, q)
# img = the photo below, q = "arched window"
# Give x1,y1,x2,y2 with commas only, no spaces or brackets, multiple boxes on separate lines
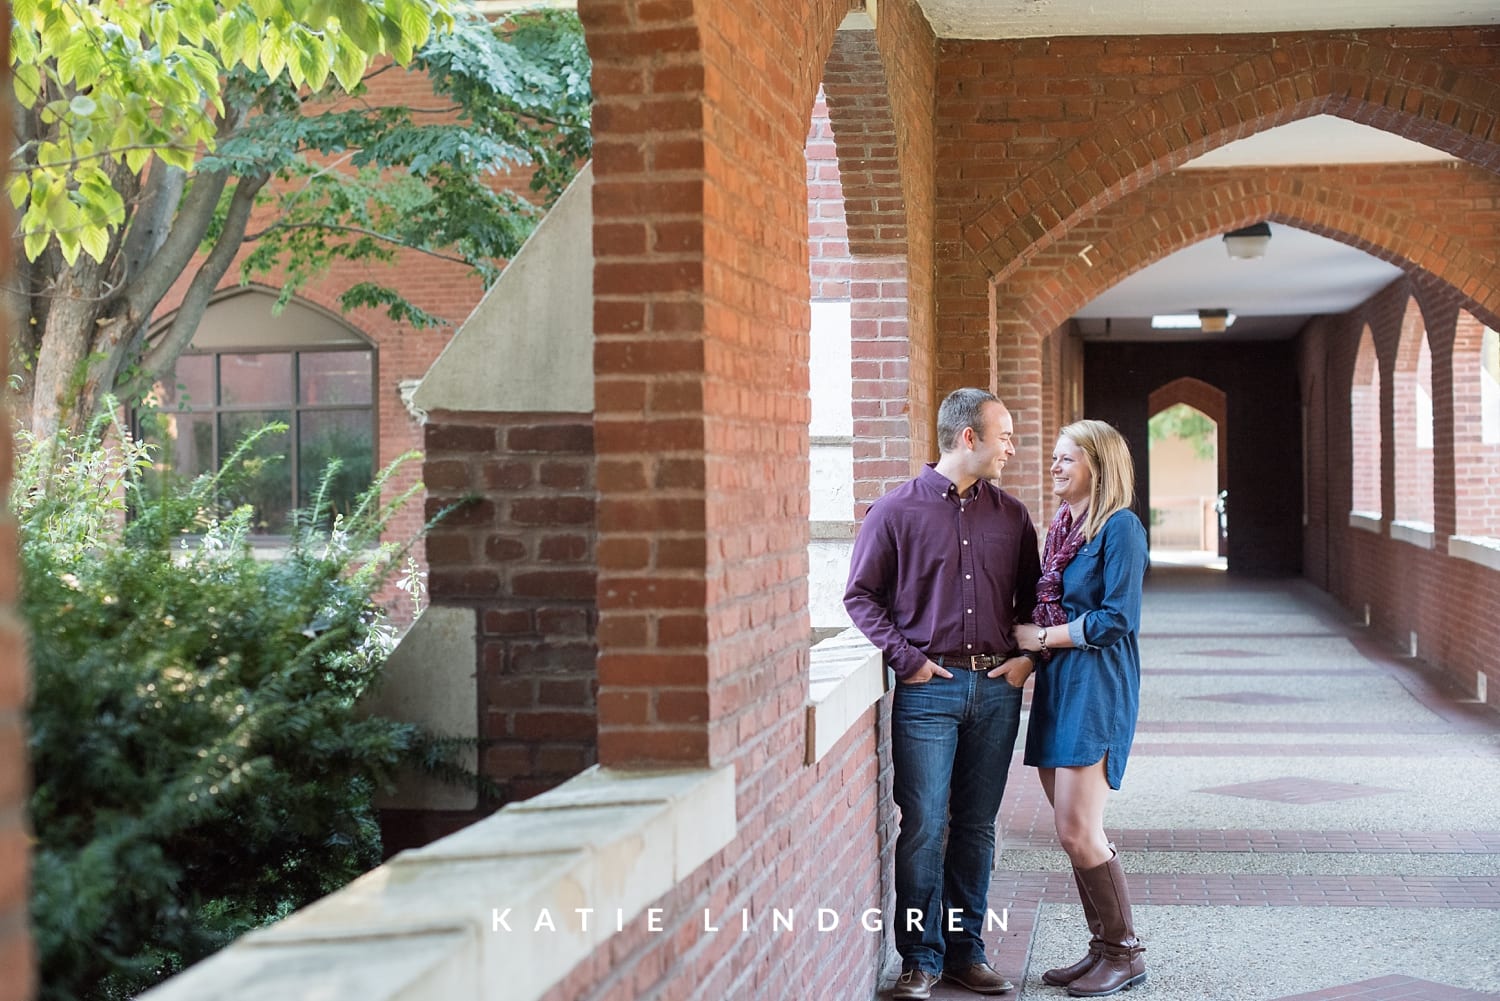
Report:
1392,299,1434,531
138,289,377,536
1350,326,1382,518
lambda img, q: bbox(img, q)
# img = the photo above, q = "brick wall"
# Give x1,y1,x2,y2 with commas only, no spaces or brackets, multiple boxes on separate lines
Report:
1085,340,1304,576
874,0,937,466
1301,274,1500,702
822,28,917,513
420,411,598,815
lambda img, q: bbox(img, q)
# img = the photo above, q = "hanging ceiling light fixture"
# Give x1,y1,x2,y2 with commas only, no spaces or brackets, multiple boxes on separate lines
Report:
1198,308,1234,333
1223,222,1272,260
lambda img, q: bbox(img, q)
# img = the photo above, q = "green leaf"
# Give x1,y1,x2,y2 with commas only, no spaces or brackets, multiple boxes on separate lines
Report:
260,28,291,82
8,175,31,210
69,95,98,117
23,227,50,262
79,224,111,264
57,229,82,266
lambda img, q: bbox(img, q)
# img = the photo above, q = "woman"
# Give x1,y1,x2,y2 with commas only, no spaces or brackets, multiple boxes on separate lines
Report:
1014,419,1148,997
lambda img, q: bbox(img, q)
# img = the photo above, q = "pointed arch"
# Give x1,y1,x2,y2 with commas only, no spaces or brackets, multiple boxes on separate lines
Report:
1148,376,1228,501
1392,297,1435,528
998,168,1500,336
1351,325,1383,517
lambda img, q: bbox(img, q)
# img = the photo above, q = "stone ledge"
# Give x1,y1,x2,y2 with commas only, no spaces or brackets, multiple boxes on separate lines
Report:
806,627,886,763
1447,534,1500,573
138,765,736,1001
1389,520,1435,550
1348,511,1382,534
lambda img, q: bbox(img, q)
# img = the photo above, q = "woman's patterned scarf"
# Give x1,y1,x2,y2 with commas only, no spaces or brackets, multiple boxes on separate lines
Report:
1033,502,1087,628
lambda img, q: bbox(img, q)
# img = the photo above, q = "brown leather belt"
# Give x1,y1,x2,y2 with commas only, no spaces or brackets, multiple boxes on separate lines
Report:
931,652,1011,671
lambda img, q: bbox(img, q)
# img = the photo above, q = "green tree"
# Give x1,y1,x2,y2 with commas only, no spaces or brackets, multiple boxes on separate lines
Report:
8,0,591,434
1148,403,1217,460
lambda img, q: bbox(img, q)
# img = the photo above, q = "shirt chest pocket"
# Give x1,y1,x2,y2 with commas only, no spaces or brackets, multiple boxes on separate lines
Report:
977,530,1019,573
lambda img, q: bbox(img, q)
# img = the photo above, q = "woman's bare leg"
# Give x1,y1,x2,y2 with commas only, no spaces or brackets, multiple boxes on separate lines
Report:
1050,758,1112,868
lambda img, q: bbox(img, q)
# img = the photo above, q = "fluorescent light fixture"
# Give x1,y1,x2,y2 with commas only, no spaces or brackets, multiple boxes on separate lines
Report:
1149,311,1237,332
1223,222,1272,259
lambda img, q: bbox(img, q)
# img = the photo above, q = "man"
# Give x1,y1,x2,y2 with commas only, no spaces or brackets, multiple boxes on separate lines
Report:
845,388,1041,1000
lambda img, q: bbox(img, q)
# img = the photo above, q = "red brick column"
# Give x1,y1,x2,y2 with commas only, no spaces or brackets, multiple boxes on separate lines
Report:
824,27,917,515
423,411,598,806
0,4,35,992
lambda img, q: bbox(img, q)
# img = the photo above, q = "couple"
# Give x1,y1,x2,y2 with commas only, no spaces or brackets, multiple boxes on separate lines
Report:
844,388,1149,1000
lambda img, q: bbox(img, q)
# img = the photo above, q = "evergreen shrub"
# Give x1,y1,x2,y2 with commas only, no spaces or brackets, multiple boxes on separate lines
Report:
16,413,468,1001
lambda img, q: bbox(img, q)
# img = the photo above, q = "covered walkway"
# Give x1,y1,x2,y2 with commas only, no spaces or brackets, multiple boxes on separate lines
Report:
950,568,1500,1000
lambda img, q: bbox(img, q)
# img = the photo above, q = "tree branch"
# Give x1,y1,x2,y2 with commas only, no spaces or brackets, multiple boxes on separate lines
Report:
135,173,270,385
120,160,187,286
118,105,250,324
242,221,475,267
117,168,229,326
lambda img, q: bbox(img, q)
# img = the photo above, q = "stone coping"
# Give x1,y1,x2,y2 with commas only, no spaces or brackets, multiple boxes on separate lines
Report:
138,764,736,1001
806,627,886,763
1447,534,1500,573
1390,519,1435,549
1348,511,1382,534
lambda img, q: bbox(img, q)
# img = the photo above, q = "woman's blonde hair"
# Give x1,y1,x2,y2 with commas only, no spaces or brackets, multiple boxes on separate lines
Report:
1059,419,1136,541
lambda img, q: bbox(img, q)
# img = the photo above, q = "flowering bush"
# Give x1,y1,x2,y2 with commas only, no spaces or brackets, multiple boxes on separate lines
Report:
18,412,469,1001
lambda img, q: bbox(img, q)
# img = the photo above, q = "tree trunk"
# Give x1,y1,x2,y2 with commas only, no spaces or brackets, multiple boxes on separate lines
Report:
29,265,107,436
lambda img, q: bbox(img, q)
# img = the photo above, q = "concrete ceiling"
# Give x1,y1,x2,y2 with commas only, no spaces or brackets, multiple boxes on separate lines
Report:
911,0,1493,341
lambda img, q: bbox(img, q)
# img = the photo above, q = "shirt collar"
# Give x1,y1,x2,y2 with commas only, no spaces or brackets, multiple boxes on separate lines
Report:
920,463,984,502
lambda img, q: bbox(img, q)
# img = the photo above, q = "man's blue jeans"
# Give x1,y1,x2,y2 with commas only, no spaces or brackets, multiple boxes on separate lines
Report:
890,670,1023,975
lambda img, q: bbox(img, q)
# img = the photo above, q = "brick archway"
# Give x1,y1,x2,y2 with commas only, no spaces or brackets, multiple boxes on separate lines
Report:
988,165,1500,513
1001,170,1500,336
963,33,1500,279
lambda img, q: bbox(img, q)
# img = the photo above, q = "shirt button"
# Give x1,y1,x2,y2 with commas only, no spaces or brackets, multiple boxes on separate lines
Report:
966,644,973,650
965,574,971,580
962,540,969,545
966,608,973,614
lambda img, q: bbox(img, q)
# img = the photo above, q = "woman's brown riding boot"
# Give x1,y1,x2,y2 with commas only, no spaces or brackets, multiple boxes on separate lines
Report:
1041,865,1104,985
1067,850,1146,997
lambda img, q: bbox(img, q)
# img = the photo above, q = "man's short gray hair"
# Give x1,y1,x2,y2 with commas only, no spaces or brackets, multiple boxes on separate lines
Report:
937,388,999,453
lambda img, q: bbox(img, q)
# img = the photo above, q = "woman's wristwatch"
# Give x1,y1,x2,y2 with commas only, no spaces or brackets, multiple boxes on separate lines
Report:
1036,625,1048,654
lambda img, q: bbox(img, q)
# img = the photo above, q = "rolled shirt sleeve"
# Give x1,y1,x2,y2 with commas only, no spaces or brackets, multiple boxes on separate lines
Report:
1073,512,1147,650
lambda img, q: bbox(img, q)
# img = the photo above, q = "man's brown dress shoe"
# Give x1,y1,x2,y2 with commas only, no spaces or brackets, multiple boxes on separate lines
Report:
892,969,940,999
943,962,1016,994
